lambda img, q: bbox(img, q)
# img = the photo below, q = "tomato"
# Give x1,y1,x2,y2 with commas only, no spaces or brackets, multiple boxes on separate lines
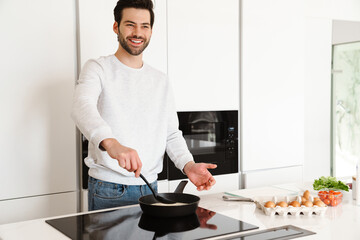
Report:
317,190,342,206
318,192,326,200
323,199,331,205
327,194,335,201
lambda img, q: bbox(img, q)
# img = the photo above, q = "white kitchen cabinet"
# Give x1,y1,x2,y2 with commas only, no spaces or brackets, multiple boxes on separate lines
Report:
303,18,332,181
0,192,77,225
242,166,303,189
241,0,305,181
0,0,77,223
78,0,167,73
167,0,239,111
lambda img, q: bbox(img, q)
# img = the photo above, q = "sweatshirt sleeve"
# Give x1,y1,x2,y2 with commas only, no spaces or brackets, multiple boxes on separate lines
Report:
165,80,194,172
71,59,115,149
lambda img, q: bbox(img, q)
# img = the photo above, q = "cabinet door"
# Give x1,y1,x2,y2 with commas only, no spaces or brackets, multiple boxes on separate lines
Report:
0,0,77,200
242,166,303,189
241,0,305,172
78,0,167,73
0,192,77,224
167,0,239,111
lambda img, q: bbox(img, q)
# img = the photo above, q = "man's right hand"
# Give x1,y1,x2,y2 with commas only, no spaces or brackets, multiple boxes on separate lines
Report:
100,138,142,177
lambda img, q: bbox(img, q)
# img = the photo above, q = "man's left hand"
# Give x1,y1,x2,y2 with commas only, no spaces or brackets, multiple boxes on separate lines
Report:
183,162,217,191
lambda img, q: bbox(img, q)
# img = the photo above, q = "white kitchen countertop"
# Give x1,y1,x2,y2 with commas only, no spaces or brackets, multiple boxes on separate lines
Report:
1,182,359,240
200,182,360,240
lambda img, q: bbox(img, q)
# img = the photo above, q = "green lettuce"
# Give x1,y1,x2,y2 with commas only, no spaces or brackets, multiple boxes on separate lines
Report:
313,176,349,191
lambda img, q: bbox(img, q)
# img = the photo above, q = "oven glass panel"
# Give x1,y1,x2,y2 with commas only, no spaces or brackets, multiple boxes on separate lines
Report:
183,122,225,155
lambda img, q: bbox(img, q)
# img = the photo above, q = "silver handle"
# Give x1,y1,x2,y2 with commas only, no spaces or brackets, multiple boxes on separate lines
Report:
222,195,254,202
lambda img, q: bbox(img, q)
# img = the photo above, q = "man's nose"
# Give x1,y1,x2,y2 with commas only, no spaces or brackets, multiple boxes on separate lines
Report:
132,26,142,38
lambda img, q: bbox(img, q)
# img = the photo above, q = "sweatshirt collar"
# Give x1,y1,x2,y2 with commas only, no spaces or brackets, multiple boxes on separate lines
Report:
111,54,145,72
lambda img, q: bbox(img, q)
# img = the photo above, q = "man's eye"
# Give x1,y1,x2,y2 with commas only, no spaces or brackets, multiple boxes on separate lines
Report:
126,24,134,27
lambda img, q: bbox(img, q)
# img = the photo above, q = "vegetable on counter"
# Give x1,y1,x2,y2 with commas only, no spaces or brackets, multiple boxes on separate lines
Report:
313,176,349,191
318,190,343,206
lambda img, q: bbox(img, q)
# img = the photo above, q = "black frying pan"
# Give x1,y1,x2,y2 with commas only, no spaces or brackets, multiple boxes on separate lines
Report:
138,181,200,218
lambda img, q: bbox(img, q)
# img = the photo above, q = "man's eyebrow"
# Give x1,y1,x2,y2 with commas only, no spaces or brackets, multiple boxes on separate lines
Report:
123,20,150,26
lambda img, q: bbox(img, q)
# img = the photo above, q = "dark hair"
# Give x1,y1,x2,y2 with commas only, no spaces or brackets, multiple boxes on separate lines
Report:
114,0,155,28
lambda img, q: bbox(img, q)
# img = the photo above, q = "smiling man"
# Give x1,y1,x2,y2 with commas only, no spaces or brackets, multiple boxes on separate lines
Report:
115,7,151,60
72,0,217,211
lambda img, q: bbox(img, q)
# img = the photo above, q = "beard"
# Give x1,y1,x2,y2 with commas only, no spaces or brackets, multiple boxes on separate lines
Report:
118,31,150,56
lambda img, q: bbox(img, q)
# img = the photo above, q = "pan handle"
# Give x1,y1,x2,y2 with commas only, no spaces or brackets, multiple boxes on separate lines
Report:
174,180,188,193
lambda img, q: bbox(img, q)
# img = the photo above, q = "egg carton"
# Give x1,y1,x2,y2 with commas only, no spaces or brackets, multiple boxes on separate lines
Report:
255,195,327,216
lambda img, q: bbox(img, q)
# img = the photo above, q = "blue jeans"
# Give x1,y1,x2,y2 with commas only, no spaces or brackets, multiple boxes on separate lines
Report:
88,176,158,211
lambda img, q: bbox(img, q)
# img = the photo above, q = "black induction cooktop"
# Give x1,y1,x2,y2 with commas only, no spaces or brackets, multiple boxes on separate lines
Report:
46,206,258,240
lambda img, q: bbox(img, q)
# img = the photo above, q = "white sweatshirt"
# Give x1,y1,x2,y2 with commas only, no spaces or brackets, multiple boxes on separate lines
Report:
71,55,193,185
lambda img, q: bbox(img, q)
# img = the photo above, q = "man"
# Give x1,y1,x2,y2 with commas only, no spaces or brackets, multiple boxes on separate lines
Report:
72,0,217,211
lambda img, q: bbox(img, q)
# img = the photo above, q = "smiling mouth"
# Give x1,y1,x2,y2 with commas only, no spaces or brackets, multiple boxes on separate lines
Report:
129,38,144,46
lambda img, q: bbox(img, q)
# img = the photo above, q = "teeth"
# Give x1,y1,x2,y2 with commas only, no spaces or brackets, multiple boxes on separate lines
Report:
130,39,142,43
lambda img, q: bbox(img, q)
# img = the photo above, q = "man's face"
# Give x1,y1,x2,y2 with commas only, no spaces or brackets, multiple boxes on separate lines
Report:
116,8,152,56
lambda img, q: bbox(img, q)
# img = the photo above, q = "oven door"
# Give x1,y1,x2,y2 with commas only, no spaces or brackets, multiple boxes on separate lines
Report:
164,111,238,180
183,120,226,161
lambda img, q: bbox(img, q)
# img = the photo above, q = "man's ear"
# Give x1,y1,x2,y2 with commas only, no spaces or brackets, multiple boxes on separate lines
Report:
113,21,119,34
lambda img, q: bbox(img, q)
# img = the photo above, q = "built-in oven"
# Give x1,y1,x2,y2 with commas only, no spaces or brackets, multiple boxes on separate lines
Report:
158,110,238,180
81,110,238,189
